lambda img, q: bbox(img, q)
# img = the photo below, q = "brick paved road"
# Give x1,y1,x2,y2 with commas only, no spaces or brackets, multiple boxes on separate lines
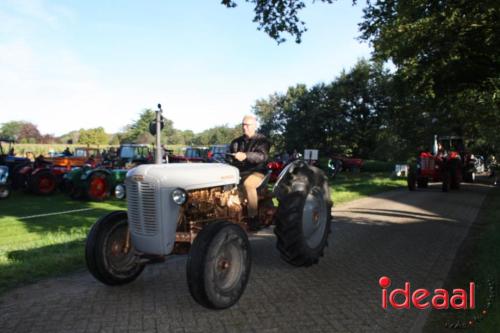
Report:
0,183,491,333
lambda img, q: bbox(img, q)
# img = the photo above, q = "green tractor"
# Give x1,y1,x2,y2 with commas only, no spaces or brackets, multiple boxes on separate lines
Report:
64,144,152,201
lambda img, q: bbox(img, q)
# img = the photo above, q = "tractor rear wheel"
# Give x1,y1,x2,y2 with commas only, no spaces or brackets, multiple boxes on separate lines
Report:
275,186,331,267
417,177,428,188
450,160,461,190
31,170,57,195
68,181,84,200
187,221,251,309
85,211,145,285
442,171,451,192
87,171,111,201
464,171,475,183
407,168,417,191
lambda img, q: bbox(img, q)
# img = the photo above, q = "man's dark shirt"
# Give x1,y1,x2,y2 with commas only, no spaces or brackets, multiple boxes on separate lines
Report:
230,133,270,176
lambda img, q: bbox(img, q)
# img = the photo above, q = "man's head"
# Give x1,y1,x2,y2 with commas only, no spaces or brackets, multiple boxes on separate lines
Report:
242,115,257,138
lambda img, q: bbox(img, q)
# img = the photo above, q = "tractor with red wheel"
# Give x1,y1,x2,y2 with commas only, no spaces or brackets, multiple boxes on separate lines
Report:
64,144,152,201
13,147,103,195
14,156,59,195
407,135,472,192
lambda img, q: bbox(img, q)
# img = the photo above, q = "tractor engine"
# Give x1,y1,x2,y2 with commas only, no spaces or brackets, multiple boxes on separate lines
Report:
181,186,243,223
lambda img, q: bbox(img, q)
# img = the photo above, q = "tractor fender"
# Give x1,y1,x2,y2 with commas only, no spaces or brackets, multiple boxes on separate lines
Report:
272,160,331,206
81,168,112,181
31,167,51,176
17,165,33,175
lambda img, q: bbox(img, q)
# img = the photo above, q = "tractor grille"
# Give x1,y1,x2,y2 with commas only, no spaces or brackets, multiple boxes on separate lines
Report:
421,157,435,170
126,180,159,236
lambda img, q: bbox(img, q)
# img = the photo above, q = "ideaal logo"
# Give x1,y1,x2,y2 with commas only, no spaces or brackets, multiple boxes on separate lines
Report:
379,276,496,329
379,276,475,310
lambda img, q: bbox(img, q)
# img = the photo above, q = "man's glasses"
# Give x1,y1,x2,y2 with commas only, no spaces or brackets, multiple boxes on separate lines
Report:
242,123,254,127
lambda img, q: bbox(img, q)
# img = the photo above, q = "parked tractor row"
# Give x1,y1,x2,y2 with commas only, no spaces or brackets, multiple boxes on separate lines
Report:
0,141,239,201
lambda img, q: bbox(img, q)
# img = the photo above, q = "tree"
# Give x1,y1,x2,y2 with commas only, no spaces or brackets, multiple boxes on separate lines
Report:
18,122,42,143
359,0,500,153
58,130,80,145
192,125,240,146
222,0,335,43
121,109,175,144
78,127,109,145
360,0,499,97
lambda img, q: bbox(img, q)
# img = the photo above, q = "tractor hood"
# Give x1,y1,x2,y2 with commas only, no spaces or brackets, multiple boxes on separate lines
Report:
126,163,240,190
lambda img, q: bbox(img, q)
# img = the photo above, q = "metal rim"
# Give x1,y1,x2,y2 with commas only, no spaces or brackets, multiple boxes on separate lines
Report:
302,187,327,248
103,221,137,273
89,175,107,199
38,174,56,194
210,232,245,292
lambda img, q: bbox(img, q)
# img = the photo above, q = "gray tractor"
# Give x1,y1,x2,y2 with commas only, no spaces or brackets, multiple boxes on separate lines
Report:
85,159,333,309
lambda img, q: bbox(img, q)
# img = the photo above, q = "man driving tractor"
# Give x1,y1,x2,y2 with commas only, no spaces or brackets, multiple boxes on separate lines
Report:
230,115,271,230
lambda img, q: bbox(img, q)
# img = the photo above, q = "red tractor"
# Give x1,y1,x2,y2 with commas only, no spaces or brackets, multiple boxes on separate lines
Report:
14,147,103,195
407,135,474,192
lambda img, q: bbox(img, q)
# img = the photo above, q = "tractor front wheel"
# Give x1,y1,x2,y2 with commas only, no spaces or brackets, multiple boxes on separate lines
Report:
187,221,251,309
31,170,57,195
87,172,111,201
85,211,145,285
464,171,475,183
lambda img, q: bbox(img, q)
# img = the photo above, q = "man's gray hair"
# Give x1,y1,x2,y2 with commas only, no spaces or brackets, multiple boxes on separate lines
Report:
242,115,258,125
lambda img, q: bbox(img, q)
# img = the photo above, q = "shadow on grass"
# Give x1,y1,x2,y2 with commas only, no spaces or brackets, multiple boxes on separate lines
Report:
1,239,86,295
0,192,126,235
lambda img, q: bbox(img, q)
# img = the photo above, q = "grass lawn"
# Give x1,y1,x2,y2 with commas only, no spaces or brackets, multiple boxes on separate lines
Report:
0,192,125,294
423,185,500,331
0,172,405,295
330,172,407,204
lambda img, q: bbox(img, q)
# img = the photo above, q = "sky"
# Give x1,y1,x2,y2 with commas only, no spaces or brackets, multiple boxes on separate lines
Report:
0,0,372,136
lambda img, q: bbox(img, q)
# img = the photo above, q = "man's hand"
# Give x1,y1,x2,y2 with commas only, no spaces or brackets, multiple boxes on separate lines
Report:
234,152,247,162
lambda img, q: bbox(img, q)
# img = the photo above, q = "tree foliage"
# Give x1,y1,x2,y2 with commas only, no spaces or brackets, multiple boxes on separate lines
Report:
360,0,499,97
0,121,43,143
222,0,335,43
254,60,408,159
78,127,109,145
232,0,499,155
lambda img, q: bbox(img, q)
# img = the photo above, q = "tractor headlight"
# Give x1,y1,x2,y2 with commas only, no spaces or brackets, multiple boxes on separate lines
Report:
171,188,187,205
114,184,126,199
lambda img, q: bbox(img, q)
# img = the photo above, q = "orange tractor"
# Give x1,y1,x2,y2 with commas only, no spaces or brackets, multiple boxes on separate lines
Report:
407,135,475,192
14,147,103,195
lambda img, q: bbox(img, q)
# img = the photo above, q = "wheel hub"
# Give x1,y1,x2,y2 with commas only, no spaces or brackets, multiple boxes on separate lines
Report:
217,258,230,271
110,241,123,256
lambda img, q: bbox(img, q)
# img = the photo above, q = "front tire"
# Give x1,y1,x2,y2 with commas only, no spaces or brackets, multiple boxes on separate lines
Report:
87,171,111,201
0,185,10,199
31,170,57,195
85,211,145,285
275,187,331,267
187,221,251,309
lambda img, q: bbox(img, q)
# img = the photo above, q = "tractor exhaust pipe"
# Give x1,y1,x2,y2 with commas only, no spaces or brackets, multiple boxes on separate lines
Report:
432,134,438,155
156,104,163,164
